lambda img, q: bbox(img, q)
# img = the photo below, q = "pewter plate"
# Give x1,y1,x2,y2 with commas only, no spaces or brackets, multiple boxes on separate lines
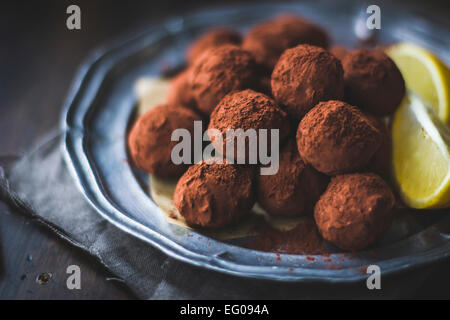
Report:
62,2,450,282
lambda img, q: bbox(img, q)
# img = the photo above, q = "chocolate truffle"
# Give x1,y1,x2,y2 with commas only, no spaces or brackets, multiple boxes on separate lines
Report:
342,49,405,116
257,140,328,217
187,28,242,65
271,44,344,121
166,69,196,109
208,89,290,161
314,173,395,251
329,45,350,62
190,45,259,115
366,115,392,174
128,104,202,179
243,15,329,70
173,158,255,228
297,100,382,175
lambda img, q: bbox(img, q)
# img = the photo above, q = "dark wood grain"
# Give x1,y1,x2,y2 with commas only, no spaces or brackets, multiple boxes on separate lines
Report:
0,0,449,300
0,202,136,299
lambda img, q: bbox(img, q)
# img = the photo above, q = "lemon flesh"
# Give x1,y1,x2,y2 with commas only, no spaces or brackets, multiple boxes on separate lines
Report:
393,92,450,209
387,43,450,123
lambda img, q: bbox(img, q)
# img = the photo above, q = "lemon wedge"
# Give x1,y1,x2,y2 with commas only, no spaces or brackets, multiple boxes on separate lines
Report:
387,43,450,123
392,92,450,209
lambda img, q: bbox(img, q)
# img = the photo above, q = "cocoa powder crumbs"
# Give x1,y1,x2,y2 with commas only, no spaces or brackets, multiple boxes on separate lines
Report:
244,217,328,255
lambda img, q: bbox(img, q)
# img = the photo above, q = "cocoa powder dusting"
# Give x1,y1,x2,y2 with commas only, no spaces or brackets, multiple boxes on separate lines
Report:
297,100,382,175
314,173,395,251
190,45,259,115
128,104,203,178
342,49,405,117
243,15,329,70
244,217,328,255
208,89,290,161
173,158,256,228
187,28,242,64
271,44,344,120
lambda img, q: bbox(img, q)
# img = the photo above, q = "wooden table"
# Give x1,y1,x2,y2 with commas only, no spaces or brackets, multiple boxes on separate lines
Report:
1,0,449,299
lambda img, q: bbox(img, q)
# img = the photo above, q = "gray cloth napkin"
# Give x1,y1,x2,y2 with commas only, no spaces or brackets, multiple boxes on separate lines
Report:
0,132,430,299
